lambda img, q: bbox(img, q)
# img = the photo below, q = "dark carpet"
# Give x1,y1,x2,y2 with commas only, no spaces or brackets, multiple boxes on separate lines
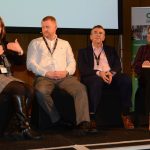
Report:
0,126,150,150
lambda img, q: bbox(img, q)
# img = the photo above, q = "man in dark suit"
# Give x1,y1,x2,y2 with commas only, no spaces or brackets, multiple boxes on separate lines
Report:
78,25,134,130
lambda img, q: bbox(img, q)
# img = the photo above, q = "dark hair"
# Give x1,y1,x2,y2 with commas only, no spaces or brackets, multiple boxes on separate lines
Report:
91,25,105,34
0,17,6,41
42,16,56,22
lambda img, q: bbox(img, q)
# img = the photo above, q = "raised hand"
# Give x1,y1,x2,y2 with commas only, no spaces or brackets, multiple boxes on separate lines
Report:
7,39,23,55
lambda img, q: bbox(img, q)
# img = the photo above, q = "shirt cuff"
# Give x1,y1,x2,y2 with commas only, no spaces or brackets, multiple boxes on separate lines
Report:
96,71,100,76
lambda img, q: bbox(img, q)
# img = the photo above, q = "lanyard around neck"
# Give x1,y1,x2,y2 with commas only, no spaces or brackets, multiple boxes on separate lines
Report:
93,48,104,66
43,37,58,55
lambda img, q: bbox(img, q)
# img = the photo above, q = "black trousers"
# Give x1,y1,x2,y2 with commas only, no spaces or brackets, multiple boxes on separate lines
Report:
0,81,33,133
138,68,150,114
81,73,132,114
0,94,12,133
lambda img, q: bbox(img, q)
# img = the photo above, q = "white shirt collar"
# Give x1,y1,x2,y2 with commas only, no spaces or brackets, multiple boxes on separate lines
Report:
45,35,57,42
92,43,103,51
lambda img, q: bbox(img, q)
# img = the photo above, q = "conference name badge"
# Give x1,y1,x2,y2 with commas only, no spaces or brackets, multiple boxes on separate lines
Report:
0,66,8,73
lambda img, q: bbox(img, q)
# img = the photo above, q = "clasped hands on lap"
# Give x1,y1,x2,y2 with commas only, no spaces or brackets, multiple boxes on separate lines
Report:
45,70,68,79
99,71,112,84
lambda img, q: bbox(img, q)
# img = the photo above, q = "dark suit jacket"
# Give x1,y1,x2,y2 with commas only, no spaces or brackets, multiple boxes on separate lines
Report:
78,44,122,78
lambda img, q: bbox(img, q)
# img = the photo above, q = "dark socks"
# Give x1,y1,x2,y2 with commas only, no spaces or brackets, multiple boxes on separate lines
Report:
122,107,130,116
90,113,96,120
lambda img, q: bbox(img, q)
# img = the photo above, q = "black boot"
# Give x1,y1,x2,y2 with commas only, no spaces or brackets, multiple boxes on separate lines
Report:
6,95,41,140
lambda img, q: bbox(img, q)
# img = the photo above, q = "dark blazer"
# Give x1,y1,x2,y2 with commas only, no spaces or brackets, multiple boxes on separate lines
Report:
78,44,122,78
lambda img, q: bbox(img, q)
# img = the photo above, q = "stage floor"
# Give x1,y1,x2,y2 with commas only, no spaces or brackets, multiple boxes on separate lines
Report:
0,127,150,150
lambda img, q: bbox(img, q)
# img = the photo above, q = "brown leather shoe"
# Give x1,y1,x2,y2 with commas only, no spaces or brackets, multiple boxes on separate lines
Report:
121,115,134,130
88,120,98,133
74,121,90,136
75,121,98,135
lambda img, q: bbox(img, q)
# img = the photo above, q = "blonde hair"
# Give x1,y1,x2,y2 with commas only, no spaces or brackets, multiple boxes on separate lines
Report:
42,16,56,23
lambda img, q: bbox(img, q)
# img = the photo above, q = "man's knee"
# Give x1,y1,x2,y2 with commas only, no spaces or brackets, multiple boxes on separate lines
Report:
118,74,132,86
72,83,87,95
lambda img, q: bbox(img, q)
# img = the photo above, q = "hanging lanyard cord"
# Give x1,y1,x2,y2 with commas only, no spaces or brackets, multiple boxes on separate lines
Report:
43,37,58,55
93,48,104,66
